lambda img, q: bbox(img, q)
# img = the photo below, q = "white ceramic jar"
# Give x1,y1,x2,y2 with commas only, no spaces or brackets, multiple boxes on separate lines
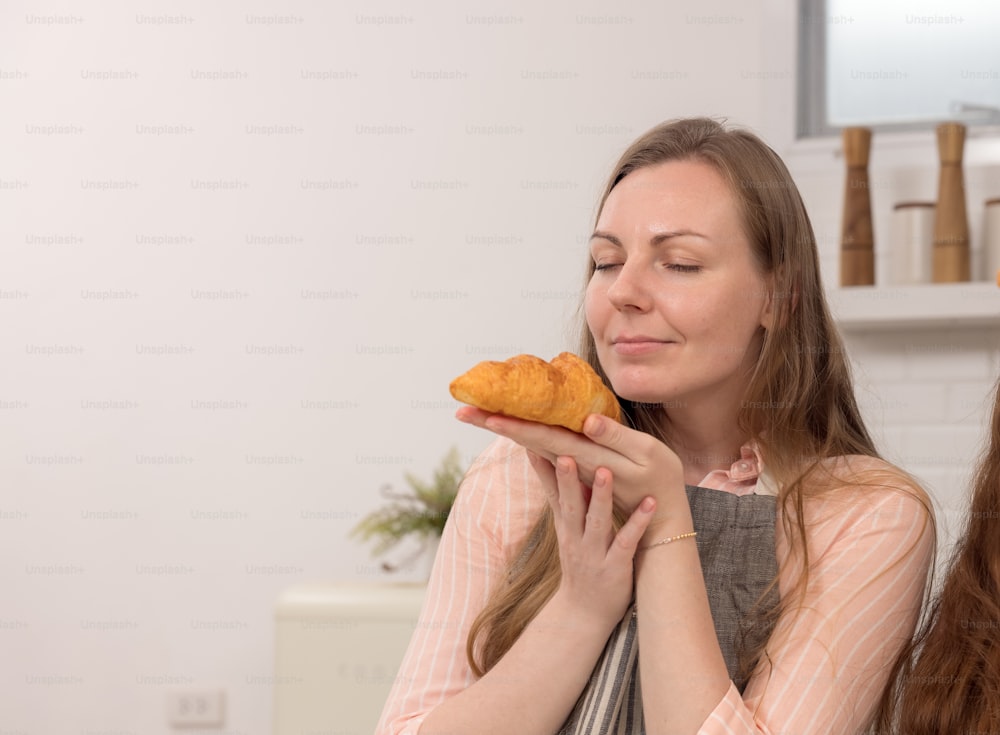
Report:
888,202,935,285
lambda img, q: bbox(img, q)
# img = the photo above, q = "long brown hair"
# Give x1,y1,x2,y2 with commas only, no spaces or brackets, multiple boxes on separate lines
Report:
878,379,1000,733
466,118,931,696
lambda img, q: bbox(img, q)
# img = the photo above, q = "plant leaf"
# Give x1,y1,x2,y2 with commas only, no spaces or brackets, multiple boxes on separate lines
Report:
350,446,465,557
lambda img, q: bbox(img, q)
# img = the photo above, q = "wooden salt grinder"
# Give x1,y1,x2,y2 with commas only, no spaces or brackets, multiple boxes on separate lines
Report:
932,121,971,282
840,127,875,286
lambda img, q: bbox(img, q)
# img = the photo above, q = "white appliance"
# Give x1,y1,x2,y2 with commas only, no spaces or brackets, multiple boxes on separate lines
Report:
273,582,426,735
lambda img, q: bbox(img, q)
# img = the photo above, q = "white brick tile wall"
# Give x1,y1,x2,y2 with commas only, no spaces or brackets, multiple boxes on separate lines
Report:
898,424,984,471
905,343,996,382
861,381,949,425
946,380,996,424
846,331,995,382
875,425,908,465
843,335,908,383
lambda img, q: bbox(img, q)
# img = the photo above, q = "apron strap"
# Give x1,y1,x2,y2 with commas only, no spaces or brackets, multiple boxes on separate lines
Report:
559,604,643,735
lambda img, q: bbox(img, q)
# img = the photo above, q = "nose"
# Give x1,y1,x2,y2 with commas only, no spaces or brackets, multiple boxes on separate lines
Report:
605,260,653,312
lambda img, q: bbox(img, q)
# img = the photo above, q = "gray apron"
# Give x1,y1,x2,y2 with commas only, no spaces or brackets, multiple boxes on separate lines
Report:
557,485,779,735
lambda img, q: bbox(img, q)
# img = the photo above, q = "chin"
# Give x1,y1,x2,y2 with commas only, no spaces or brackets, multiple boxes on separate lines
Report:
610,385,673,407
604,369,672,406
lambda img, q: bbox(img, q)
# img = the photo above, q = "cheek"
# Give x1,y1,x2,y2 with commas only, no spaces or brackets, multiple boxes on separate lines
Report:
583,281,603,331
687,292,762,351
708,279,767,322
712,303,768,358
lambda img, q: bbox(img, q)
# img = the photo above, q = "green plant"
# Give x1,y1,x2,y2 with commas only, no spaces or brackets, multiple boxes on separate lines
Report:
350,446,464,562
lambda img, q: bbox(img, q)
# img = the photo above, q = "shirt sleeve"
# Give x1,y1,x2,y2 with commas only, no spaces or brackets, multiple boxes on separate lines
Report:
374,438,546,735
698,458,935,735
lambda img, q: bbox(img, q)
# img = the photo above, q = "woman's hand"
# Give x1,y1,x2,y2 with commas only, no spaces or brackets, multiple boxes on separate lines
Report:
456,406,685,521
528,451,657,629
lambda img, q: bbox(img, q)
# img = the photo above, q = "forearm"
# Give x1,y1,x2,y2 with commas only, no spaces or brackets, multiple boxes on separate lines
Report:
634,510,731,735
418,589,614,735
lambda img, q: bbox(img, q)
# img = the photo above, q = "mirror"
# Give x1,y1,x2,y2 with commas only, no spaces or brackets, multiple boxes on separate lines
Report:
798,0,1000,136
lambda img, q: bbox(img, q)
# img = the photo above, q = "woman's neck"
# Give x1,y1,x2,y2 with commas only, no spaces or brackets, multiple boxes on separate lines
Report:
659,409,747,486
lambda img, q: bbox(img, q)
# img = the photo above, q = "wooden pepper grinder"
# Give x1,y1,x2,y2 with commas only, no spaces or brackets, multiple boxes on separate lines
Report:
932,121,971,282
840,127,875,286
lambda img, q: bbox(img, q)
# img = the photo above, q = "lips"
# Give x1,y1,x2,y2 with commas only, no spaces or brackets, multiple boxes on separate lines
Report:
610,335,671,356
612,335,664,345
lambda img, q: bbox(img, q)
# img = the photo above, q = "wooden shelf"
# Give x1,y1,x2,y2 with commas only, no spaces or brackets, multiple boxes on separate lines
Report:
827,282,1000,331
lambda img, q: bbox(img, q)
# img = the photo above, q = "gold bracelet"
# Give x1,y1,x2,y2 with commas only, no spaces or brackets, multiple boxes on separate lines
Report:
636,530,697,552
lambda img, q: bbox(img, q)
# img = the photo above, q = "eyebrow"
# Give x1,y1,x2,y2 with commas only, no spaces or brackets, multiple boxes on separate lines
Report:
589,229,709,247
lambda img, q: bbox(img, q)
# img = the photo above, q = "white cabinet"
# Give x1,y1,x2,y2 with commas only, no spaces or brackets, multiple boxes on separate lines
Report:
273,582,426,735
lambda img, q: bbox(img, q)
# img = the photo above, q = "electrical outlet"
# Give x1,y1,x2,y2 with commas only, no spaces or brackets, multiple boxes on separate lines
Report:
166,688,226,728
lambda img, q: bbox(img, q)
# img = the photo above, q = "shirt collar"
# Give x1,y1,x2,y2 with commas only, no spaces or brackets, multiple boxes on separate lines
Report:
695,442,778,497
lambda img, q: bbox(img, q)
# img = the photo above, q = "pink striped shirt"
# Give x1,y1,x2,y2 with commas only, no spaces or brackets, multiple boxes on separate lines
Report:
375,437,934,735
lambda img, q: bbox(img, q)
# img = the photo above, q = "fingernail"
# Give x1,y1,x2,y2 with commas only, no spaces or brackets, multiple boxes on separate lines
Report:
639,497,655,513
556,456,572,474
585,415,604,437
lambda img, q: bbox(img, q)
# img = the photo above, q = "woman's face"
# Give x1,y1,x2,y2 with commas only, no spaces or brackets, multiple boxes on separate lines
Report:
585,159,773,412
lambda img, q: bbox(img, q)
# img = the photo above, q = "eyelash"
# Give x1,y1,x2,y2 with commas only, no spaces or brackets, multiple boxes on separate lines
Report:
592,263,701,273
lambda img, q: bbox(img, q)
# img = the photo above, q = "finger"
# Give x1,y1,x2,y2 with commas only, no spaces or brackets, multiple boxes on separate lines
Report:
554,455,587,536
456,406,545,436
530,451,570,539
461,409,620,488
526,448,553,471
456,408,574,465
583,467,615,545
583,415,682,482
606,496,657,564
526,450,558,506
483,413,589,465
581,414,639,459
454,405,496,427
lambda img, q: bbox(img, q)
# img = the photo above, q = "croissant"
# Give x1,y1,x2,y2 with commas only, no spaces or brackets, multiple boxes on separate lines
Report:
449,352,621,433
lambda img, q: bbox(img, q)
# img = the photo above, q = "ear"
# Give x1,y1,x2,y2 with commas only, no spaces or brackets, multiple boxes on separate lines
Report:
759,275,777,330
759,272,798,331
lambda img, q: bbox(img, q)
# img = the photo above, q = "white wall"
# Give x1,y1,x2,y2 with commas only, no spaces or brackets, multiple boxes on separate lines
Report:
0,2,773,734
4,1,999,733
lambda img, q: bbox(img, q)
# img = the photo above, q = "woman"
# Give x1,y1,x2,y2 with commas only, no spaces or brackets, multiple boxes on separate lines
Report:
879,378,1000,734
376,117,935,734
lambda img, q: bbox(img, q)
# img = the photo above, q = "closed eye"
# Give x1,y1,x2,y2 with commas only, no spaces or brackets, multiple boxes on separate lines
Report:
667,263,701,273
